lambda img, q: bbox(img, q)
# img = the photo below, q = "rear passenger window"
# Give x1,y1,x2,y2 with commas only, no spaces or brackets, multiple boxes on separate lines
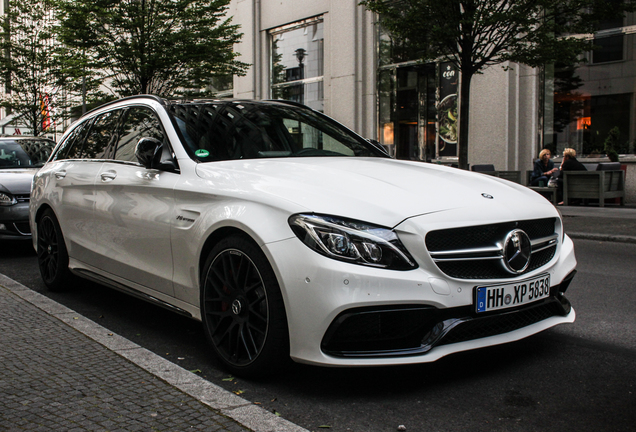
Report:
83,110,122,159
114,106,165,162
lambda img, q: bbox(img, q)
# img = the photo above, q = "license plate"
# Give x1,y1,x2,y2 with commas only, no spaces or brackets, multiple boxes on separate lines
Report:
475,274,551,313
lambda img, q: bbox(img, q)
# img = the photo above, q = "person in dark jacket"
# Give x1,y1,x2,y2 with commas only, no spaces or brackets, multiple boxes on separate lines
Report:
531,149,558,186
557,148,587,204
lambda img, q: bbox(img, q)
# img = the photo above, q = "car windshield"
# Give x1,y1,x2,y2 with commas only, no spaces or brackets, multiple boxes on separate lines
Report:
0,139,54,168
169,102,387,161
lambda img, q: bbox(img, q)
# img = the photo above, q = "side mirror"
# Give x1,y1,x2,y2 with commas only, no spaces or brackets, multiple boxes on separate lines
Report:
135,137,162,169
135,137,180,173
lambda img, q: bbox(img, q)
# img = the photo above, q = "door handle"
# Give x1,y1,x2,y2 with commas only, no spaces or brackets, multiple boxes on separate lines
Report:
100,171,117,182
54,171,67,180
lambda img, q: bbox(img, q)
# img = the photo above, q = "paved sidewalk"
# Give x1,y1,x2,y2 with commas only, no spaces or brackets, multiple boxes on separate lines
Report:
559,204,636,243
0,274,307,432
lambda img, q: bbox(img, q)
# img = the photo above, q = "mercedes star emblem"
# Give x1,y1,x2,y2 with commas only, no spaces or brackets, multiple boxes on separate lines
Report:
502,229,532,274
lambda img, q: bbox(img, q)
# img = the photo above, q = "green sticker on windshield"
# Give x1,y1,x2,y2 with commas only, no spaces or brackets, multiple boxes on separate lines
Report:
195,149,210,158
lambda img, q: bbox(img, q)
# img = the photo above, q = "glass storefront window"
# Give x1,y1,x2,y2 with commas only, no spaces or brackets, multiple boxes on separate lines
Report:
542,13,634,157
270,17,324,112
378,24,421,67
377,64,438,161
542,64,634,157
378,23,457,162
593,35,624,64
209,75,233,98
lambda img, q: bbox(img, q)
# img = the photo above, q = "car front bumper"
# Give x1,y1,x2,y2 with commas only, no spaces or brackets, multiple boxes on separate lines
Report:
0,201,31,240
264,231,577,367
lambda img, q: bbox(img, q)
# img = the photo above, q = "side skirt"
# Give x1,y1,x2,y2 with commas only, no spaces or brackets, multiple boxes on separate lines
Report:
71,267,194,319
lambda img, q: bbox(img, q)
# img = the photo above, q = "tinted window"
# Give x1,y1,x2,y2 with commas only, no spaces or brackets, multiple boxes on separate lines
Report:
593,35,623,63
53,120,92,161
83,110,122,159
0,139,55,168
169,102,385,161
114,106,165,162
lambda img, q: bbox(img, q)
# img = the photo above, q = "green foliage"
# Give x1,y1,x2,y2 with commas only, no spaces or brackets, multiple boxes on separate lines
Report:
0,0,71,135
604,126,620,162
54,0,249,98
359,0,635,168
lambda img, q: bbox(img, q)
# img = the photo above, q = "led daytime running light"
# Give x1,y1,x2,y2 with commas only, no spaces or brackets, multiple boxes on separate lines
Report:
289,214,417,270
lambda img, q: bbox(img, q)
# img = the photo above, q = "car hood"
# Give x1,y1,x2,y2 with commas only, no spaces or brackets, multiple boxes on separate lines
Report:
0,169,38,194
195,157,558,227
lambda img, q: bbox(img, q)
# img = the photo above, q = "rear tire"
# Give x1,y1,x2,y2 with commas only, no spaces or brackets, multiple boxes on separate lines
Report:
37,209,71,292
201,235,290,377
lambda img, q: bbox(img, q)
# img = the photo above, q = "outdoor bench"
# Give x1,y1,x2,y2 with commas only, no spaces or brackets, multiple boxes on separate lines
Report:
563,169,625,207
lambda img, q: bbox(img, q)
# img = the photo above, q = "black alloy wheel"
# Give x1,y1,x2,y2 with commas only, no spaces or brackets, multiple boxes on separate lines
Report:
37,209,71,291
201,235,289,377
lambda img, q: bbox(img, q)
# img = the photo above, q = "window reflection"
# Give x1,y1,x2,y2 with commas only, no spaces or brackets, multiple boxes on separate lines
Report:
169,102,385,161
115,107,165,162
270,17,324,112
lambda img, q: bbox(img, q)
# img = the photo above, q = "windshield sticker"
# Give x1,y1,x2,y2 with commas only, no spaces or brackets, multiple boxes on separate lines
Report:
195,149,210,158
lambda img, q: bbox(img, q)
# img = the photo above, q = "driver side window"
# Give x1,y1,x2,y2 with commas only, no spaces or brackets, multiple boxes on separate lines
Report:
114,106,165,163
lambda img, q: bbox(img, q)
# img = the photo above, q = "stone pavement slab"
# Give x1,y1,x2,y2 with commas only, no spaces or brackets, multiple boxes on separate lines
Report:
0,274,308,432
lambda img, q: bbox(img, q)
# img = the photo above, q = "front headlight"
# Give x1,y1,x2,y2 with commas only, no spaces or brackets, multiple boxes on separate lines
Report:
0,192,17,206
288,214,417,270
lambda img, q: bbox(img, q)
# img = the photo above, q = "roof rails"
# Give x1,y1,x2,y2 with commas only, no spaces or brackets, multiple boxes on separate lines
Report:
82,94,167,118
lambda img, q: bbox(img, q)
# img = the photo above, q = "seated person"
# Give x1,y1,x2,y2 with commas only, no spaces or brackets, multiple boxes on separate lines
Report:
557,147,587,204
531,149,558,186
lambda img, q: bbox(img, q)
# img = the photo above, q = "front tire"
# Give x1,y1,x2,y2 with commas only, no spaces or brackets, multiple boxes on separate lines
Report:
37,209,71,291
201,235,289,377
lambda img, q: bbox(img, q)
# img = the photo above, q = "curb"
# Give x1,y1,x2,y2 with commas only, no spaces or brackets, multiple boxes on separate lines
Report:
0,273,309,432
566,232,636,244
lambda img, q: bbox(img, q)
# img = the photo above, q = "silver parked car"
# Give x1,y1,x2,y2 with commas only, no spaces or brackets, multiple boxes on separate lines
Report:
0,136,55,240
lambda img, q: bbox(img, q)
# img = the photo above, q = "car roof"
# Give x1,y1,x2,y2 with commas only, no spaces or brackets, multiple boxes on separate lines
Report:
81,95,314,119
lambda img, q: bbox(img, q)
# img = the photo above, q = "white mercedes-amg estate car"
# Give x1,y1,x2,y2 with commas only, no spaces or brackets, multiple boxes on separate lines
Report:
30,95,576,376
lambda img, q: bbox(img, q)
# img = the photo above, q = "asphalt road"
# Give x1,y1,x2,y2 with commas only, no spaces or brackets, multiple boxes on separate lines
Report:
1,238,635,432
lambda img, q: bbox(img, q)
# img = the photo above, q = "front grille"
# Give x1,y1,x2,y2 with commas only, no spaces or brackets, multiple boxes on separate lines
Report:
426,218,558,279
426,219,556,252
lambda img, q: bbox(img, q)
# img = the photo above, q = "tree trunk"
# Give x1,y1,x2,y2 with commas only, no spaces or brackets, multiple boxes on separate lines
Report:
457,69,472,170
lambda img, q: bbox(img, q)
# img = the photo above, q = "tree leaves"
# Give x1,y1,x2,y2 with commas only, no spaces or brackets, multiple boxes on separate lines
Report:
0,0,70,135
54,0,249,98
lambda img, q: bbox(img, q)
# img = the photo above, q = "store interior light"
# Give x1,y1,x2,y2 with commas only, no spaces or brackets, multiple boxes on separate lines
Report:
383,123,394,145
576,117,591,130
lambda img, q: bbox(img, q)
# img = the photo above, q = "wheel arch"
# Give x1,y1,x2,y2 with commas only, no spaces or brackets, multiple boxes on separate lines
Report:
32,203,56,246
198,226,254,281
197,224,291,326
34,203,55,223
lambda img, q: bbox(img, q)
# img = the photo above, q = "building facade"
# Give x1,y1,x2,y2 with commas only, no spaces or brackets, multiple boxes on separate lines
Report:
227,0,636,203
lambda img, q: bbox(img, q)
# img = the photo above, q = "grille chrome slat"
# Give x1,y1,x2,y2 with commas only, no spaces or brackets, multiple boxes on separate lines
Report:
425,218,558,279
431,234,558,263
429,245,502,258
